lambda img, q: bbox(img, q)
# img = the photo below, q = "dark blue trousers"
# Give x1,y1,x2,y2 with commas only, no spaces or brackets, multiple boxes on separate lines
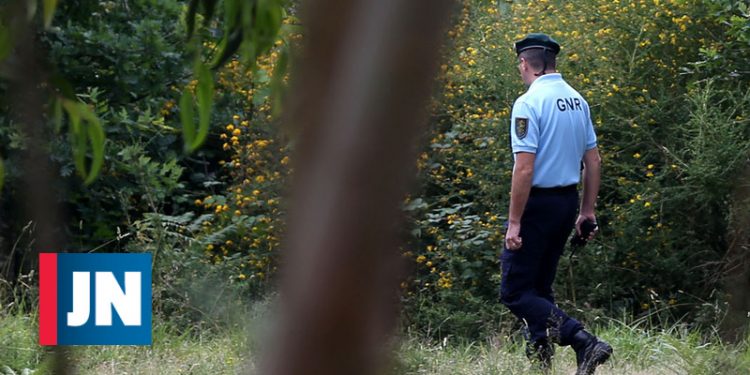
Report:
500,187,584,346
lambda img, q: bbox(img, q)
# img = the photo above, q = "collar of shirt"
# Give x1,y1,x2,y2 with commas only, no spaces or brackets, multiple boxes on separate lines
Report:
528,73,563,91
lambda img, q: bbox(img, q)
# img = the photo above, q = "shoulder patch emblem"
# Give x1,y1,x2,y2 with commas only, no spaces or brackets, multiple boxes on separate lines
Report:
515,117,528,139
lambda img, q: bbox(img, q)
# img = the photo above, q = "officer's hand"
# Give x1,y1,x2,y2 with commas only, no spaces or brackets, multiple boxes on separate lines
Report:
505,222,523,250
575,214,598,241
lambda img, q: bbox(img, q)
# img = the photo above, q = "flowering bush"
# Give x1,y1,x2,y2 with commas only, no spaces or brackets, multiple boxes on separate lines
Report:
185,0,748,335
191,36,295,294
401,0,750,337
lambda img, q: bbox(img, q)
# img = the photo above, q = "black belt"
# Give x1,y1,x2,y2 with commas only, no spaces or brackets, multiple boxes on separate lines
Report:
530,184,577,196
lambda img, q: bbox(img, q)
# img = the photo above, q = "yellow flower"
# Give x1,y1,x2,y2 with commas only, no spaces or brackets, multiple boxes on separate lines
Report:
416,255,426,263
633,152,641,159
238,274,247,280
226,124,235,131
232,129,242,136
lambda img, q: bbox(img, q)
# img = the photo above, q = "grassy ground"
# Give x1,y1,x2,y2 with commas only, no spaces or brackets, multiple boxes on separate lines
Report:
395,322,750,375
2,311,749,374
0,312,253,374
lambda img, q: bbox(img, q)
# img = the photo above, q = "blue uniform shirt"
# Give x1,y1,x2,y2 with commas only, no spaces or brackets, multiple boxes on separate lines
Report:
510,73,597,188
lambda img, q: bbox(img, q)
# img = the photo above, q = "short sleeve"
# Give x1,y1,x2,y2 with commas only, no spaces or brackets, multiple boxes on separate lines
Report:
510,100,539,153
584,102,597,150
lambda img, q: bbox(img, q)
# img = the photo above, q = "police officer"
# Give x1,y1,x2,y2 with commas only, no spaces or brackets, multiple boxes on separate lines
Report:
500,33,612,375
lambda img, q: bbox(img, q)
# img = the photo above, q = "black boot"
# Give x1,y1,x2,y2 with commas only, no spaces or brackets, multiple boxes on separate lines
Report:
526,337,554,373
571,330,612,375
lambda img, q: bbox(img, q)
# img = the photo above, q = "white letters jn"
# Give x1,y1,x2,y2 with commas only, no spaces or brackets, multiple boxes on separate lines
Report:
67,272,141,327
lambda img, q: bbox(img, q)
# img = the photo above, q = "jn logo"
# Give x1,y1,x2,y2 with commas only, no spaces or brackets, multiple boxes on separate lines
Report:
39,253,152,346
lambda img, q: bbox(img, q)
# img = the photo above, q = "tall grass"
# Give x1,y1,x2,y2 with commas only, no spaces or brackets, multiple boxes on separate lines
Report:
0,310,255,375
3,280,748,375
3,308,748,375
395,319,750,375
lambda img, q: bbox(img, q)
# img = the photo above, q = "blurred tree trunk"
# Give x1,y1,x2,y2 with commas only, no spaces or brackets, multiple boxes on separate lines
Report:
3,3,73,374
262,0,453,374
721,162,750,342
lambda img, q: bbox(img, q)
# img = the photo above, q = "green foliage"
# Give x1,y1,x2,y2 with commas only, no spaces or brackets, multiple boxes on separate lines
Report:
0,0,106,186
47,0,187,105
59,91,191,244
180,0,287,155
42,0,58,29
181,63,215,152
403,292,510,340
687,0,750,81
184,0,284,69
125,210,256,330
60,98,105,185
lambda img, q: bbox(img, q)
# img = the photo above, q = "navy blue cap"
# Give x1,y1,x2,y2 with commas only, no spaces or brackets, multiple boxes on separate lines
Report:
514,33,561,55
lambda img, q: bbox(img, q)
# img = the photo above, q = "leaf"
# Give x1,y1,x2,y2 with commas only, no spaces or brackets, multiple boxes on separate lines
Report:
270,43,289,117
62,100,106,185
187,63,214,152
180,89,196,150
279,23,303,36
252,87,270,106
211,26,243,69
79,105,105,185
404,198,427,212
223,0,242,30
186,0,199,39
42,0,58,28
